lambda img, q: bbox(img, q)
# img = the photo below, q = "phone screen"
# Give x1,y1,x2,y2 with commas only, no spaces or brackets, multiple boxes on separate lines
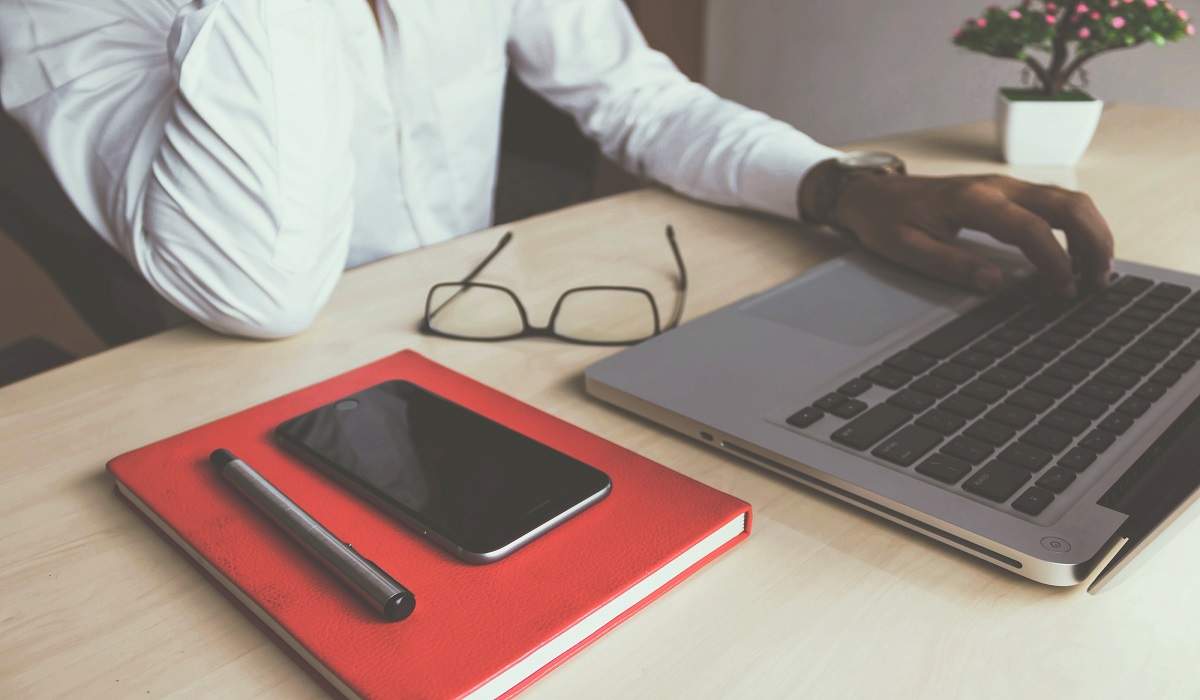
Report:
275,380,611,559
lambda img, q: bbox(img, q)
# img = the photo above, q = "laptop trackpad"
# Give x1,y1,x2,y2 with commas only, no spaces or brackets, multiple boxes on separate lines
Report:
742,256,969,347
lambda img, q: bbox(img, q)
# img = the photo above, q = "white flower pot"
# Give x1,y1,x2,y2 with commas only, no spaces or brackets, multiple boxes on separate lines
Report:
995,91,1104,166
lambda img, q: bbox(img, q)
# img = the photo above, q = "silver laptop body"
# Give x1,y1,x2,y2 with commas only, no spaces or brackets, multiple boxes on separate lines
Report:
586,235,1200,586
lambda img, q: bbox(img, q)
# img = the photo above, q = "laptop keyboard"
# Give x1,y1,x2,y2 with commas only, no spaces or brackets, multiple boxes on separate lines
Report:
786,274,1200,518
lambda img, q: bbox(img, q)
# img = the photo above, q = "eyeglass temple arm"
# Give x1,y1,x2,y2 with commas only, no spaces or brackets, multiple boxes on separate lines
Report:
428,231,515,321
664,225,688,330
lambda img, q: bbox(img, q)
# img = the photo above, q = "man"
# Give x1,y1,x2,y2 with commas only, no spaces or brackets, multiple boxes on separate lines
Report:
0,0,1113,339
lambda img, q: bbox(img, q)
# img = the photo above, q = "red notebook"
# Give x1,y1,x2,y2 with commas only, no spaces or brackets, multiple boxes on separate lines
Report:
108,350,751,699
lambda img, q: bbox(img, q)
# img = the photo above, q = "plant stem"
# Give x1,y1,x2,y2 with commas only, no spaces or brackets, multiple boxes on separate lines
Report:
1023,55,1051,91
1058,42,1141,92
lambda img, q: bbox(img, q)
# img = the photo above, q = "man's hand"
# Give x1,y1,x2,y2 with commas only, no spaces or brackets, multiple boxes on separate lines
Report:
831,173,1115,297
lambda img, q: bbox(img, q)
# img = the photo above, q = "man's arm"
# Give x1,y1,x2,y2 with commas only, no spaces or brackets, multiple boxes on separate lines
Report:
507,0,1113,291
0,0,359,338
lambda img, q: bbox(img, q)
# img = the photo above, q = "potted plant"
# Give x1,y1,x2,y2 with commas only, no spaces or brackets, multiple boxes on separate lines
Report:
954,0,1193,165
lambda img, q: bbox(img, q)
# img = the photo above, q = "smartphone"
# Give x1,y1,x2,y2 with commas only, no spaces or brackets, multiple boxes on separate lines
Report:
275,380,612,564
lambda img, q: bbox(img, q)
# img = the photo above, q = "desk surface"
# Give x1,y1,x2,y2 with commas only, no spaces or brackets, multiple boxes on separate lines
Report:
5,104,1200,698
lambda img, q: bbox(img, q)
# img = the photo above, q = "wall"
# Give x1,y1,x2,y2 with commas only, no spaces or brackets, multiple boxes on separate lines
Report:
705,0,1200,146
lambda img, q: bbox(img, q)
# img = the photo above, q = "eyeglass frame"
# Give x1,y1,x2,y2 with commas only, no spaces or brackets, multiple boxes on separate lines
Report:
420,226,688,346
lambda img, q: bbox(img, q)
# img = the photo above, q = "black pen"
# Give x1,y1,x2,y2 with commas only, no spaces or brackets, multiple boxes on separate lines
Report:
209,449,415,621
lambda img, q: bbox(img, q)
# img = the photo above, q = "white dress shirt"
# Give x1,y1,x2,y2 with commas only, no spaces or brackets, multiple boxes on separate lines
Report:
0,0,840,338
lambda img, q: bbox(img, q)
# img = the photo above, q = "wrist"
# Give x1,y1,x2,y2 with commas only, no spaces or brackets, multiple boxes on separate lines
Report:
796,152,908,227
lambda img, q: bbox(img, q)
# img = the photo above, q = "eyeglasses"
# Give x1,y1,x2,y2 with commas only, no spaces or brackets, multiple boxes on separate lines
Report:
421,226,687,345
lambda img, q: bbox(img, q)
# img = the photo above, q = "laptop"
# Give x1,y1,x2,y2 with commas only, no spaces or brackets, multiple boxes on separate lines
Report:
585,231,1200,588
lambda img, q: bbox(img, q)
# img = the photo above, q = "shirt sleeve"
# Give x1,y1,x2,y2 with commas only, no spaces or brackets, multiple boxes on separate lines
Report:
0,0,358,338
505,0,843,220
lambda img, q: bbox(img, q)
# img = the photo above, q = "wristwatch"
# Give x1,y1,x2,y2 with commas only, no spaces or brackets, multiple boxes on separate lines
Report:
799,151,907,226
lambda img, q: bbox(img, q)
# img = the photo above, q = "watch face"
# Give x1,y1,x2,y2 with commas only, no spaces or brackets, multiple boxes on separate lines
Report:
840,151,900,168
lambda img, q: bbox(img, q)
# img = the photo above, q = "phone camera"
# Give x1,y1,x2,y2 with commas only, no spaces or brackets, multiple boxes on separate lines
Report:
335,400,359,412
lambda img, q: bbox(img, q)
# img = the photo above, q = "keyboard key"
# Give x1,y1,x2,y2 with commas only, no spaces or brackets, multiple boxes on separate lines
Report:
961,380,1007,403
832,404,913,450
1018,343,1061,362
787,407,825,429
864,365,912,389
998,441,1053,470
979,367,1025,389
885,350,938,375
1127,342,1170,362
1044,361,1091,384
1134,382,1166,402
986,404,1036,429
964,420,1016,446
1005,389,1054,413
1036,466,1077,494
916,409,967,435
1142,331,1184,349
942,435,994,464
1124,307,1163,323
1182,341,1200,359
971,339,1014,357
831,399,868,419
888,389,936,413
1095,367,1140,390
1136,296,1177,313
1040,409,1090,436
1098,412,1134,435
1053,320,1093,339
1037,331,1077,350
910,375,957,398
916,453,973,484
838,378,873,397
990,328,1030,345
1061,394,1109,420
1147,282,1191,301
1077,380,1125,404
1156,320,1196,338
951,351,995,371
940,393,988,419
932,363,976,383
1094,326,1136,345
872,425,943,467
1027,375,1072,399
1149,368,1182,387
1059,446,1097,472
964,461,1031,502
1110,316,1150,334
814,392,847,411
1110,354,1157,376
1012,487,1055,515
1166,355,1196,372
999,354,1044,376
1061,350,1106,371
1079,429,1116,453
1077,338,1121,357
1019,425,1073,453
1111,275,1154,295
1116,396,1152,418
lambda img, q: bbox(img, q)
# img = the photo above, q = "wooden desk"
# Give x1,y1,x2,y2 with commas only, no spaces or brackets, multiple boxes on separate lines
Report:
5,104,1200,698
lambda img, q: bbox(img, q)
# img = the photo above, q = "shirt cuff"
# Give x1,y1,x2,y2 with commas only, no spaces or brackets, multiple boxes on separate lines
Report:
739,131,844,220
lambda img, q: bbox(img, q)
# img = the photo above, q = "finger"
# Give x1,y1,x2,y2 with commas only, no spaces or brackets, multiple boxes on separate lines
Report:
948,191,1076,297
1006,184,1115,289
860,224,1006,294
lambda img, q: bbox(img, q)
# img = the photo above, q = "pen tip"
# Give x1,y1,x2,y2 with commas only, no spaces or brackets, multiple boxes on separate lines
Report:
209,449,237,468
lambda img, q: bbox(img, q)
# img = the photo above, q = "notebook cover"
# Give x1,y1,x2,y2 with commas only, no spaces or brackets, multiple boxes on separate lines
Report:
108,350,752,699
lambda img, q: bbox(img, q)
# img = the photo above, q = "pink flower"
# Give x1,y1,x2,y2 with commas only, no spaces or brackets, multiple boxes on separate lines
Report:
1076,2,1089,10
954,28,963,37
1112,15,1127,26
1189,23,1197,34
1146,0,1158,6
1047,13,1058,22
1092,11,1102,17
1047,2,1058,9
1079,26,1092,36
977,17,988,26
1124,0,1134,4
1180,10,1190,19
1010,9,1022,18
